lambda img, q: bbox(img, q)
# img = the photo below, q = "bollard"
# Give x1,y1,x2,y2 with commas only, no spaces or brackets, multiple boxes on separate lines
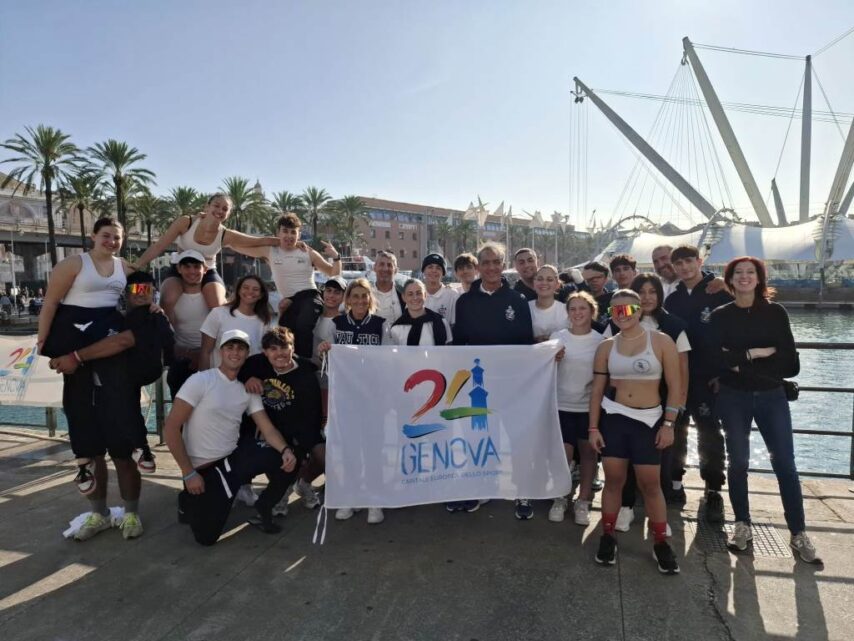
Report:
46,407,57,437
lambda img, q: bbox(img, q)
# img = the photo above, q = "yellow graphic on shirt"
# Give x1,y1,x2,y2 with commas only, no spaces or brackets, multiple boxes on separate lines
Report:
263,378,294,411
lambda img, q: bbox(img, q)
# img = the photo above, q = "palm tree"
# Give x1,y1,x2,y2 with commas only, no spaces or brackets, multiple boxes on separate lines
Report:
88,140,155,254
434,217,456,258
61,168,103,250
167,186,202,218
454,219,477,253
326,195,369,256
221,176,268,233
301,186,331,247
1,125,81,266
271,190,305,222
128,188,171,247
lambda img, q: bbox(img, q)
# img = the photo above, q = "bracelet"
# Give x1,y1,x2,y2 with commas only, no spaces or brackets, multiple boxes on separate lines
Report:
280,446,293,456
73,350,83,364
332,256,341,262
662,420,674,428
665,405,680,414
588,427,599,432
182,470,199,482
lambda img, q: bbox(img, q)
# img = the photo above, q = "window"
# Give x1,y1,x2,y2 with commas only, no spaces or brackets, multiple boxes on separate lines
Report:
412,232,417,241
399,249,405,258
384,230,390,239
370,229,376,238
412,250,418,258
398,231,405,240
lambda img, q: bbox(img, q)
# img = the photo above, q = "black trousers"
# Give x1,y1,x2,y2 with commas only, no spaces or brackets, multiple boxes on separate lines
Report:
179,438,299,546
279,289,323,359
688,383,726,492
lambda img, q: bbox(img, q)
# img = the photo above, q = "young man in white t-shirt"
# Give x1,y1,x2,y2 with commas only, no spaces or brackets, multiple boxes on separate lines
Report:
421,253,458,326
164,329,298,545
371,250,403,323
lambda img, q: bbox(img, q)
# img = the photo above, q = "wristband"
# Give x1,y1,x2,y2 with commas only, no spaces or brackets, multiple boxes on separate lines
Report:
73,350,83,364
332,256,341,262
662,420,674,428
665,405,680,415
280,446,293,456
588,427,599,432
182,470,199,482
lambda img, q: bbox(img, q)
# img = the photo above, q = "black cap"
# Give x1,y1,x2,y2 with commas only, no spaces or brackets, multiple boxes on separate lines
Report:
421,253,446,275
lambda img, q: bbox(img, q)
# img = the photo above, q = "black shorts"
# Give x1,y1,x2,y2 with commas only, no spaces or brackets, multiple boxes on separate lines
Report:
166,265,225,287
66,371,135,460
559,411,589,447
600,410,662,465
41,304,124,358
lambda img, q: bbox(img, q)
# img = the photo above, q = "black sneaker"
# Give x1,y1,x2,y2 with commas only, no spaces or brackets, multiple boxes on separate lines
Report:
74,463,97,496
704,491,725,523
514,499,533,520
653,541,680,575
249,504,282,534
445,501,464,513
595,534,617,565
462,500,480,513
666,486,687,507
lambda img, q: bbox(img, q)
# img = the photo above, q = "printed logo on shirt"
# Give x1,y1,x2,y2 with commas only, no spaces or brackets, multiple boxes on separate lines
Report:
334,330,381,346
504,306,515,321
437,305,448,318
700,306,712,323
632,358,652,374
263,378,295,411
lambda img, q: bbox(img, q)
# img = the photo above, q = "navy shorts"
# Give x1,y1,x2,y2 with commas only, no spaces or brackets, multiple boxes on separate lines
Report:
166,265,224,287
600,411,662,465
559,411,589,447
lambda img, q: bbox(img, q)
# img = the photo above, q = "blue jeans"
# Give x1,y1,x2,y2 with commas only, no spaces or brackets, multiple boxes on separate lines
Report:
717,385,805,534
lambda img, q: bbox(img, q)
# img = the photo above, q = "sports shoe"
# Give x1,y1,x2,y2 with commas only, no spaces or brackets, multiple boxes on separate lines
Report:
574,500,591,526
548,497,568,523
647,520,673,538
653,541,680,575
248,504,282,534
236,484,258,507
615,506,635,532
727,521,753,552
295,479,321,509
74,462,96,496
133,448,156,474
335,508,361,520
119,512,144,539
272,496,289,517
367,508,384,524
464,500,481,512
704,491,725,523
591,467,604,493
666,486,687,507
790,532,822,564
515,499,533,520
74,512,112,541
595,533,617,565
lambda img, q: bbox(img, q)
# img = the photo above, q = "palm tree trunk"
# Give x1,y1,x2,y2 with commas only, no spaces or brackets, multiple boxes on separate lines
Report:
44,178,58,266
78,204,87,250
115,176,128,257
147,221,152,246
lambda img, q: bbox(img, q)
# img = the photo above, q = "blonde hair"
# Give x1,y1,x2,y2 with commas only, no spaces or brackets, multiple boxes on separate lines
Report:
344,277,377,314
566,290,598,318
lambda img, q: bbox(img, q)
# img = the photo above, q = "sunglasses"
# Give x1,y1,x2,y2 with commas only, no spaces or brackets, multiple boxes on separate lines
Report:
128,284,153,295
608,303,641,319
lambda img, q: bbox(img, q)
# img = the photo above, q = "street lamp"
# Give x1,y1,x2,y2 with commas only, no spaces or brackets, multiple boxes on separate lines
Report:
7,223,22,296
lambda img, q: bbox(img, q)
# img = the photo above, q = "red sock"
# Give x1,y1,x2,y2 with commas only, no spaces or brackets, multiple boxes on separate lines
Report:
651,521,668,544
602,512,617,536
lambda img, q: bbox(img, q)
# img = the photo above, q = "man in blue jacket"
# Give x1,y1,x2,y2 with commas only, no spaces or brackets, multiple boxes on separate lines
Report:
664,245,732,522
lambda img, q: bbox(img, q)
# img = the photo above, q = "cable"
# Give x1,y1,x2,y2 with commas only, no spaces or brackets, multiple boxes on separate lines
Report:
812,64,848,141
692,43,802,60
814,25,854,56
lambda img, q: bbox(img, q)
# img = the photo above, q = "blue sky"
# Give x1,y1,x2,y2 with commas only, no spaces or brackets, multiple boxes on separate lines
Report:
2,1,853,230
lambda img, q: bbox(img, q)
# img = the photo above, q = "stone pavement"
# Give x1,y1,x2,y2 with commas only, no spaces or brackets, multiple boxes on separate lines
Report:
1,429,853,641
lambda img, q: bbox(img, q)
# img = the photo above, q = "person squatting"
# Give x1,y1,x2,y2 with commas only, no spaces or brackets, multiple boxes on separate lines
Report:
44,208,821,572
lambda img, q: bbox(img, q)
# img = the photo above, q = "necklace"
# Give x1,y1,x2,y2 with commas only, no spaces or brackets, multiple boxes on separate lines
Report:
619,329,645,341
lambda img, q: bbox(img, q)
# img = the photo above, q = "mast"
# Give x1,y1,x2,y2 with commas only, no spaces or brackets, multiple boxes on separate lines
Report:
823,116,854,219
573,77,717,219
800,56,812,222
771,178,788,226
682,37,774,226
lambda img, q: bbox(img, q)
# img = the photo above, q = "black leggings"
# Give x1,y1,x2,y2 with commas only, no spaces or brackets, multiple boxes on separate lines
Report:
279,289,323,359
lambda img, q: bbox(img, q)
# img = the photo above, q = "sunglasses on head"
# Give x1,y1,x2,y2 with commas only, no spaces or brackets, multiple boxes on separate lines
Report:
128,283,153,295
608,303,641,319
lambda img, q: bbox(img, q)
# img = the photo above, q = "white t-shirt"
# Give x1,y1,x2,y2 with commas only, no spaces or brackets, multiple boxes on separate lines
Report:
388,318,453,346
173,291,209,350
312,315,337,366
372,285,403,324
177,368,265,467
529,300,568,341
425,286,459,326
662,279,678,301
551,328,604,412
268,246,316,298
200,306,270,368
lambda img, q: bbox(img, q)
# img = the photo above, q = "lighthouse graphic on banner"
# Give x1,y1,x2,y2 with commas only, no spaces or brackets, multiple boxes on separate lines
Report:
469,358,489,431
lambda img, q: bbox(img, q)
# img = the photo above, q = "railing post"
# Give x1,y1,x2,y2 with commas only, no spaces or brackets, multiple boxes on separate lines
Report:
850,393,854,480
45,407,57,437
155,374,165,445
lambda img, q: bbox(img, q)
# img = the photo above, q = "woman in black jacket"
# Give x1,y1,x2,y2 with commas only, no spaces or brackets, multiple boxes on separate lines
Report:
711,256,820,564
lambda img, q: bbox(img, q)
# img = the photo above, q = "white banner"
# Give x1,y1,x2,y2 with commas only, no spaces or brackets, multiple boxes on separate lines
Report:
0,335,64,407
325,342,571,508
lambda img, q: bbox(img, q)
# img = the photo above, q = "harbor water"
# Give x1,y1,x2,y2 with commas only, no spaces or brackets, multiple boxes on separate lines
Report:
1,308,851,476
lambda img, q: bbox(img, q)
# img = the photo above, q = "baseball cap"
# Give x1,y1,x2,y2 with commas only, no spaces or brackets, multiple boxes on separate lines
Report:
324,276,347,291
177,249,205,265
422,253,446,275
218,329,251,349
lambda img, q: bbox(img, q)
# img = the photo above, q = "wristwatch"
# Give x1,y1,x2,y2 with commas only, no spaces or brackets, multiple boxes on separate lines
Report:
662,420,674,428
332,256,341,262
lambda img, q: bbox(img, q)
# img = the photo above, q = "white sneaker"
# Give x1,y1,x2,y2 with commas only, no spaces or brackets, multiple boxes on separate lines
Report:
272,496,289,517
367,508,384,524
119,512,144,540
727,521,753,552
236,484,258,507
574,500,591,526
335,508,361,521
615,506,635,532
295,479,321,509
548,497,568,522
74,512,112,541
790,531,822,564
646,520,673,538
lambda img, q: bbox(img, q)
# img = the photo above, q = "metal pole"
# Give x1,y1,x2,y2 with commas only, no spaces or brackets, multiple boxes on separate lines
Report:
850,392,854,480
771,179,788,226
800,56,812,222
155,374,165,445
46,407,57,437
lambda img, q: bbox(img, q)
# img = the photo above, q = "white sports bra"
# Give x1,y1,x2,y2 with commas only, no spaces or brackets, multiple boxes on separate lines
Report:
608,329,663,381
175,216,224,269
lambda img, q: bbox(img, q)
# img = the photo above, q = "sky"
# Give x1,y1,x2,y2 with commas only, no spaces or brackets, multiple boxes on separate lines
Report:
2,0,853,231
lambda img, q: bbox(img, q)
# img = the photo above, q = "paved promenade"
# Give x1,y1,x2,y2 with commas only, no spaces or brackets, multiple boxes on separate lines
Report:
1,429,852,641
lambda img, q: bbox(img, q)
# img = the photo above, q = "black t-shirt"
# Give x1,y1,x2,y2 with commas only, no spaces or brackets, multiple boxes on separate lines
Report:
238,354,323,451
125,306,175,386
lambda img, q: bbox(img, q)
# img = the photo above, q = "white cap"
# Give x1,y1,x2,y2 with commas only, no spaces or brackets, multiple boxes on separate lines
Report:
176,249,205,264
218,329,251,349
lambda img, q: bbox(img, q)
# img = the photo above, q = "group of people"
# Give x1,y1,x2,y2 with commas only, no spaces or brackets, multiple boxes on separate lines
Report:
39,192,821,576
